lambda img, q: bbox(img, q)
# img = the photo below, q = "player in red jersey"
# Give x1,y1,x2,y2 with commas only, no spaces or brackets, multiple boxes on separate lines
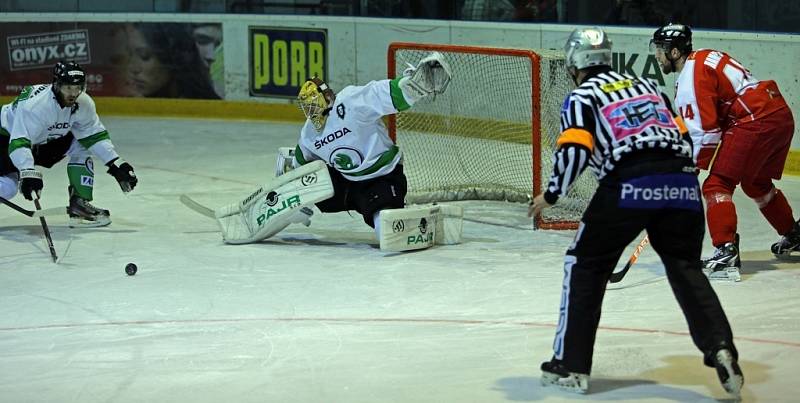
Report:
651,23,798,281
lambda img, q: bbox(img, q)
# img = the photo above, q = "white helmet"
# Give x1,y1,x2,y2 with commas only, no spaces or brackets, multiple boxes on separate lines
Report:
564,27,612,71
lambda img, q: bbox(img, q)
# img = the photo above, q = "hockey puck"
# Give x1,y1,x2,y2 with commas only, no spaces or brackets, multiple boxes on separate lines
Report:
125,263,137,276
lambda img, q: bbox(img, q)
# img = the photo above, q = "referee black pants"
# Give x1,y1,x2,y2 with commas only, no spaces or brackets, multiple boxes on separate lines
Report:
552,172,737,375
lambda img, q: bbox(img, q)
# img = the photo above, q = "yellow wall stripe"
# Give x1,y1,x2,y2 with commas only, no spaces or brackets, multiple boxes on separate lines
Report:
1,96,798,176
784,150,800,177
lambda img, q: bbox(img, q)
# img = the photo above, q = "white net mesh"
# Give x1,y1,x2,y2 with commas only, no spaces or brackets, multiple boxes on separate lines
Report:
389,43,597,229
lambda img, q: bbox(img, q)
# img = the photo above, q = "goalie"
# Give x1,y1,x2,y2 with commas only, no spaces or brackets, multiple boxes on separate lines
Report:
213,52,460,250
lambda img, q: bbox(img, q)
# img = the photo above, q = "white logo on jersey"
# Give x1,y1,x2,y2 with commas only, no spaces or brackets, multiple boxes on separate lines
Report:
329,147,363,170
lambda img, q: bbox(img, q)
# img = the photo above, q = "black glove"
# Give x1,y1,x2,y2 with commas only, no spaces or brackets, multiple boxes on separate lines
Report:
19,169,43,200
106,159,138,192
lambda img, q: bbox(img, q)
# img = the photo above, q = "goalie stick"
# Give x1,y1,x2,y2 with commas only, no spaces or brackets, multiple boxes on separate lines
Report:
33,198,58,263
609,234,649,283
0,196,68,218
179,194,215,219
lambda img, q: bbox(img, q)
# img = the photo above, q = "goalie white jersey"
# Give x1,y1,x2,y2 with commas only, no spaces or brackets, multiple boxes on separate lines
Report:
294,79,403,182
1,84,118,171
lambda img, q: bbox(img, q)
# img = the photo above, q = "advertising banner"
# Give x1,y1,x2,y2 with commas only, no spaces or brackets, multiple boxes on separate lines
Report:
0,22,224,99
249,27,327,98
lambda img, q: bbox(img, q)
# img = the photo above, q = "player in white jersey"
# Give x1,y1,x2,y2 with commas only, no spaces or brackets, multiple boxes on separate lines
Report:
530,27,742,397
282,53,451,235
0,61,138,227
186,53,452,247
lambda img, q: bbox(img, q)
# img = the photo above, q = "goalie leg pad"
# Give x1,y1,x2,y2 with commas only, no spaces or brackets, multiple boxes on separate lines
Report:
379,205,439,252
433,203,463,245
215,160,333,244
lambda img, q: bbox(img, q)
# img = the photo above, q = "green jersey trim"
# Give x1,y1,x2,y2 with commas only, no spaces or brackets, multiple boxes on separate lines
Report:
77,130,111,149
294,145,308,165
343,145,399,177
8,137,32,154
389,77,411,112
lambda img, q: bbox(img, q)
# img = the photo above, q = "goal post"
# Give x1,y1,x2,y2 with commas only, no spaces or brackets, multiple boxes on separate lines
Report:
388,42,596,230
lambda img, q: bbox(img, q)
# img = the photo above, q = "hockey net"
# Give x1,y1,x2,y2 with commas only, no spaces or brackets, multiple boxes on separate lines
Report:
388,42,597,229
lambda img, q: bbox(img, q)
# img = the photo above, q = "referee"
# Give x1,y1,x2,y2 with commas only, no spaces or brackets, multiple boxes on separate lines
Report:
529,27,742,398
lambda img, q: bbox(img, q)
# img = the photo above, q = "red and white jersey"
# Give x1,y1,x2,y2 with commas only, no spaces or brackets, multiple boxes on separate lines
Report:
674,49,788,168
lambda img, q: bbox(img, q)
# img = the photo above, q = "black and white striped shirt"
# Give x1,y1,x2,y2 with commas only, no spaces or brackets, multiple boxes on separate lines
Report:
543,68,692,204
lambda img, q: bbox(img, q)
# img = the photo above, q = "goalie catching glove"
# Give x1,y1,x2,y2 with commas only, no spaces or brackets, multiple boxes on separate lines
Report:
400,51,452,102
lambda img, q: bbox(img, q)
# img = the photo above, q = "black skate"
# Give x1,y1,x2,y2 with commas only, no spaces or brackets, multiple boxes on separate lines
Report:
702,233,741,282
68,187,111,228
771,221,800,258
540,358,589,394
711,348,744,398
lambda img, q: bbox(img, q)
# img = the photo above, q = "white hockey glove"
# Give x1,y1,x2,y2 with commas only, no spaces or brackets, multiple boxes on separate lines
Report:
275,147,296,177
400,51,452,102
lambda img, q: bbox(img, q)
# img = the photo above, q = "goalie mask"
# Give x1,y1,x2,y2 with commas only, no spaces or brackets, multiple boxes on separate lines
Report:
298,77,335,132
563,27,612,81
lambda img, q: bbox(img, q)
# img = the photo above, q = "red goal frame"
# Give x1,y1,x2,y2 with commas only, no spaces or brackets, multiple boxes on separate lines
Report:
388,42,577,230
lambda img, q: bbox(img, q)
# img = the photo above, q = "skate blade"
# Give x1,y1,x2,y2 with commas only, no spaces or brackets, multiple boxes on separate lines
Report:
704,267,741,282
773,250,800,260
69,216,112,228
540,372,589,394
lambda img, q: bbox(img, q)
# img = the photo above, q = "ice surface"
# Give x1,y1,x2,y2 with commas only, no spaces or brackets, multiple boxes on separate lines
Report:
1,117,798,402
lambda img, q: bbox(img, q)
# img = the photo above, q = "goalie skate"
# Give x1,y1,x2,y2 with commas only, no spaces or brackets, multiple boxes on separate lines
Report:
68,192,110,228
540,359,589,394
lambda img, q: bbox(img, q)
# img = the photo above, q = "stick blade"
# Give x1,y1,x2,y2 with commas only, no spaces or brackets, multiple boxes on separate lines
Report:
609,262,632,283
32,206,68,218
179,194,215,219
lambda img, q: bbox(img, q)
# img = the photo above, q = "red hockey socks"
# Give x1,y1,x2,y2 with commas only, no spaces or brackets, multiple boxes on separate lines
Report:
703,175,739,247
706,193,737,247
756,189,795,236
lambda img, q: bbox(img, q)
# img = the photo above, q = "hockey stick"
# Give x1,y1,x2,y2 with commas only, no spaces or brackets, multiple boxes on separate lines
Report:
33,198,58,263
0,196,68,218
609,234,649,283
179,194,215,219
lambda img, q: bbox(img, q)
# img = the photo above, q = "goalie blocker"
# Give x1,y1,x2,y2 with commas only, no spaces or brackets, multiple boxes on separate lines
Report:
378,203,463,252
215,160,333,244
